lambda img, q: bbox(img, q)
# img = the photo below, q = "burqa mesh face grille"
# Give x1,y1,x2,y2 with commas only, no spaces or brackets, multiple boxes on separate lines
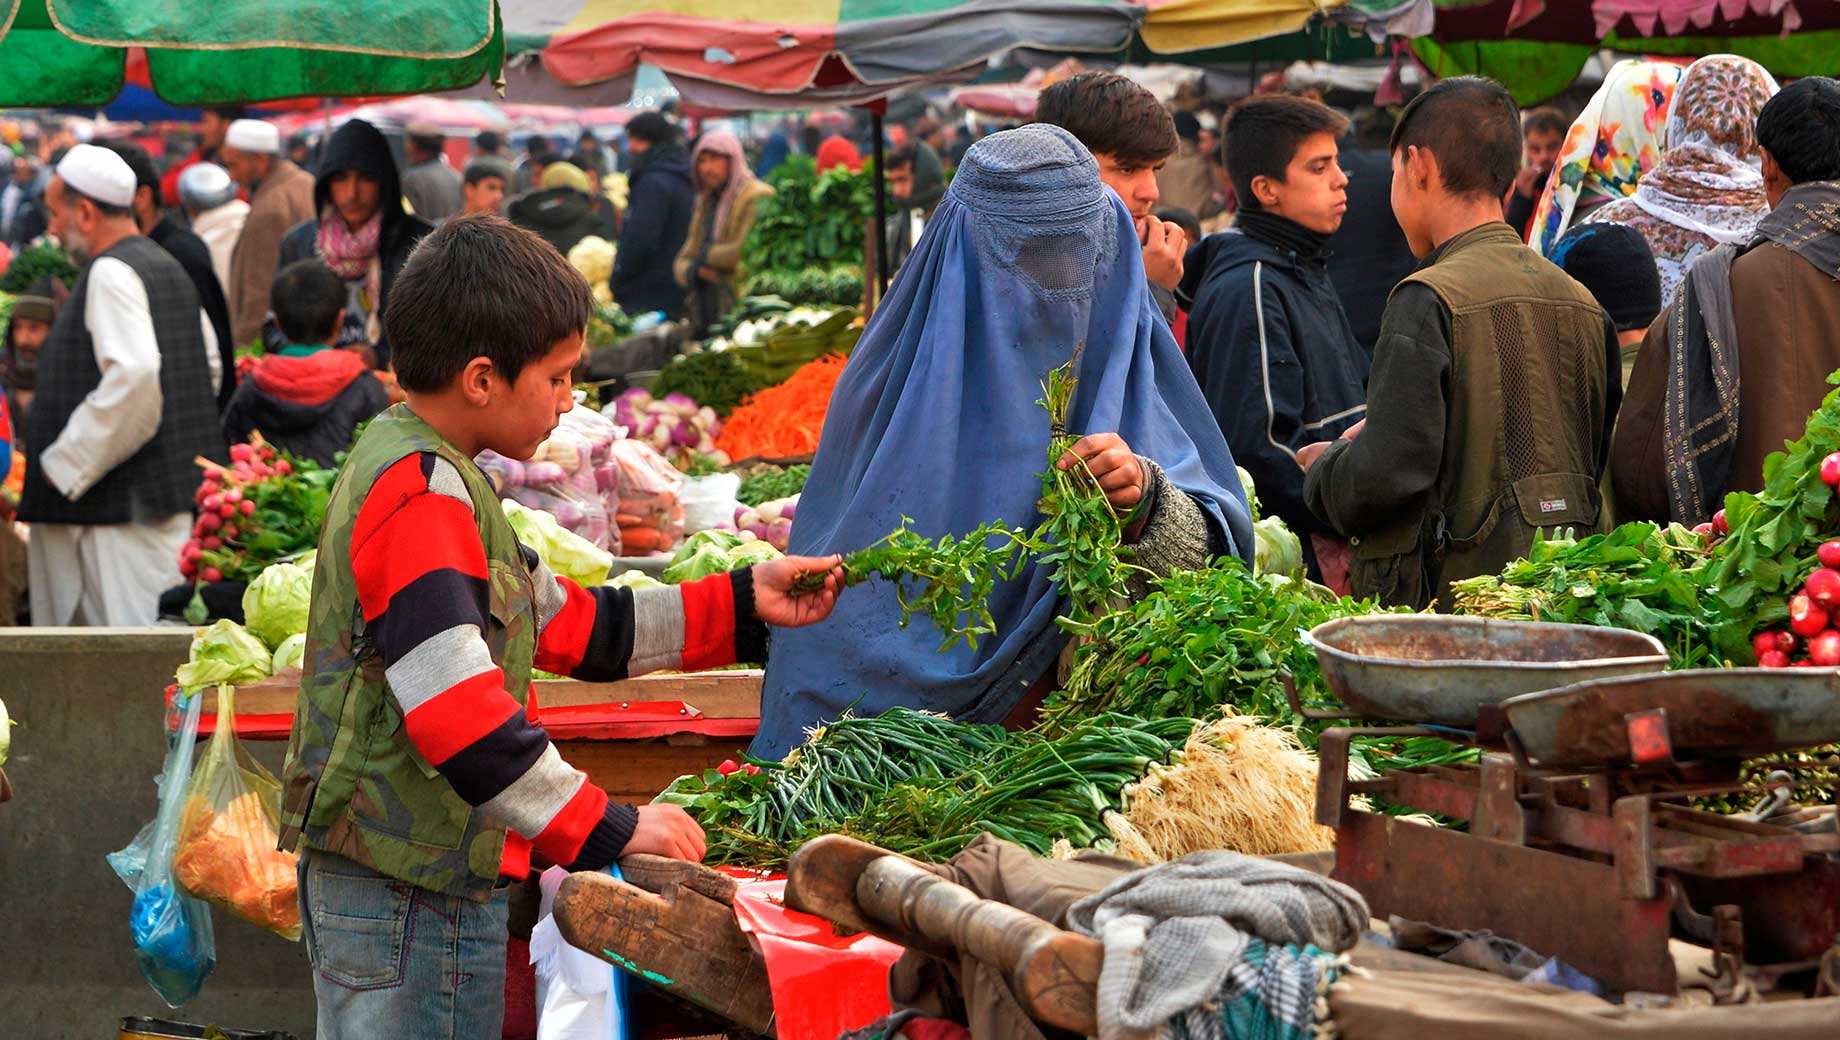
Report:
946,124,1114,303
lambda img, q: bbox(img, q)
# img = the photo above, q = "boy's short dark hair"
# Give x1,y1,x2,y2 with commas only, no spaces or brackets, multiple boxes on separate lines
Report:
272,259,346,344
1758,76,1840,185
1522,107,1569,139
886,145,917,172
1222,95,1349,211
627,111,677,146
1390,76,1522,200
463,157,511,186
386,214,592,394
475,129,502,153
1035,72,1178,168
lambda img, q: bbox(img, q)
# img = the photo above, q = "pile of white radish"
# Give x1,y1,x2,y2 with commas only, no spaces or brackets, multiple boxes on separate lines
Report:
734,495,797,551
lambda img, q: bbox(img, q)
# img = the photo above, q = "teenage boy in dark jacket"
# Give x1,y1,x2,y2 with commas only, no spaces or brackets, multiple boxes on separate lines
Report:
277,119,434,368
612,111,695,317
1181,96,1369,581
222,260,389,466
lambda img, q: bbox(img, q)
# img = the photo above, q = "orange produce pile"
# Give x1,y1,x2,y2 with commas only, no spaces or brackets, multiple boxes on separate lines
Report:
174,790,301,940
714,353,849,460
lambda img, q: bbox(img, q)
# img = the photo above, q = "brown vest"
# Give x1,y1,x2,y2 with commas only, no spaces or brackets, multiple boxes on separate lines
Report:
1351,223,1612,609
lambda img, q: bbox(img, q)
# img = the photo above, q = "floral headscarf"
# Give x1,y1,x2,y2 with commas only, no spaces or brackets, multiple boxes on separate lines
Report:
1529,59,1682,256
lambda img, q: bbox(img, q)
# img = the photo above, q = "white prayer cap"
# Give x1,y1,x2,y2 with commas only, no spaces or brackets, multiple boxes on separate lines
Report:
178,162,238,211
55,143,136,208
224,118,281,155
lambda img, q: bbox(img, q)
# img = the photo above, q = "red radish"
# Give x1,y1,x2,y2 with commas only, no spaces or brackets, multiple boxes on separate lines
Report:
1759,650,1791,669
1811,630,1840,666
197,512,222,532
1822,541,1840,569
229,443,253,463
179,558,197,579
1692,522,1715,539
200,566,223,583
1807,568,1840,608
203,492,223,511
1755,632,1784,660
218,503,237,519
1790,594,1828,637
275,459,292,475
1776,631,1798,654
238,499,256,516
716,759,739,776
200,536,220,552
221,524,239,540
1824,453,1840,486
1711,509,1728,535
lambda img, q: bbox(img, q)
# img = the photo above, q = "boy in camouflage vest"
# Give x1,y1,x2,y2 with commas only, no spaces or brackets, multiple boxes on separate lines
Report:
278,213,843,1039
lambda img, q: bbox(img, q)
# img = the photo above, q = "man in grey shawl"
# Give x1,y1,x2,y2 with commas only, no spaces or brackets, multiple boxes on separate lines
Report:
1613,77,1840,524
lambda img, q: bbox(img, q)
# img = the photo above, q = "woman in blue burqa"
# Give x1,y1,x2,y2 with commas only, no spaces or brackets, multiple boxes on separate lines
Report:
752,124,1252,759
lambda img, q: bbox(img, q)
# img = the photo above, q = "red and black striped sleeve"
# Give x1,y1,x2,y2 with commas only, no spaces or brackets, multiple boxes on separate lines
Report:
352,453,633,871
530,557,764,681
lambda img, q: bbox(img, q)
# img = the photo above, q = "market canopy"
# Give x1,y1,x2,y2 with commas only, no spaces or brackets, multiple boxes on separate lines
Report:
0,0,503,107
526,0,1145,109
1417,0,1840,103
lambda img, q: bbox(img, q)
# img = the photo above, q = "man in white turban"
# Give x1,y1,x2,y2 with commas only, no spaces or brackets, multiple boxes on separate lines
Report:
222,117,316,346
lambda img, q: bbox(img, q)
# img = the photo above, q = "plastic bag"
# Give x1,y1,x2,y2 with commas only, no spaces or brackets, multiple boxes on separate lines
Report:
108,688,217,1007
680,473,742,535
532,865,631,1040
606,439,685,555
171,685,302,941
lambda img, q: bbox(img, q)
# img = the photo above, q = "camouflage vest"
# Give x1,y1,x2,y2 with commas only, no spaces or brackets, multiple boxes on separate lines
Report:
278,404,536,901
1349,223,1611,610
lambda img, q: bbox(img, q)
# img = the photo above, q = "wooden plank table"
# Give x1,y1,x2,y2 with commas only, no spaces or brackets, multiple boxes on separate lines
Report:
189,670,765,803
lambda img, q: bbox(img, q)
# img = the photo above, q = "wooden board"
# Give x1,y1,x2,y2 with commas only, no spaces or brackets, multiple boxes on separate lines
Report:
202,670,764,718
560,738,751,804
554,871,775,1037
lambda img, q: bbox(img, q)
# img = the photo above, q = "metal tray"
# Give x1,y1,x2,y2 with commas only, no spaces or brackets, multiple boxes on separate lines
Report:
1501,668,1840,769
1306,615,1668,726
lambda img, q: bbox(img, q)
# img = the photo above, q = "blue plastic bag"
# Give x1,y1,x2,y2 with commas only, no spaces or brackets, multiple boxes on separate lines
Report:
107,688,218,1006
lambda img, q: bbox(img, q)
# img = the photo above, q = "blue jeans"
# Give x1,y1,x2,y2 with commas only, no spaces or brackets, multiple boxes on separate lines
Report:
298,848,510,1040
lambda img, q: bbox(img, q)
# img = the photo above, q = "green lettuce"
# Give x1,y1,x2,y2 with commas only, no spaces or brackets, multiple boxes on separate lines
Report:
271,633,307,672
175,620,273,689
242,561,312,649
661,530,781,584
503,500,613,586
606,569,666,591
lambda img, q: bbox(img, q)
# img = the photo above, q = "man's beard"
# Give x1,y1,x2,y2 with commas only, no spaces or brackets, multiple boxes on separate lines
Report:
61,227,90,263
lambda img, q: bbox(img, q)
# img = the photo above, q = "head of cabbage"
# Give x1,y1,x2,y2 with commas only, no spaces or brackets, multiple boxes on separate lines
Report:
176,619,273,689
661,530,781,583
271,633,307,673
242,561,313,650
503,499,613,586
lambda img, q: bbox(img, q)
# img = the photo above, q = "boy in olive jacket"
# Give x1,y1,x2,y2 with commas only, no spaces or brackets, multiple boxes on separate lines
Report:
278,213,842,1040
1298,78,1621,610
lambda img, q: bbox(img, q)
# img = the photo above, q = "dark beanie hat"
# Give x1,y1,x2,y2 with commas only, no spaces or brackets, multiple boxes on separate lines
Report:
1552,224,1664,332
627,111,678,146
1172,109,1201,143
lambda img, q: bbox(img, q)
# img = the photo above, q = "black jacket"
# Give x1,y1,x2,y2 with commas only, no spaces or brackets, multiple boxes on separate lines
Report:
1326,147,1419,353
507,186,604,260
149,216,235,412
1182,228,1370,545
612,144,694,316
276,119,433,368
222,349,389,467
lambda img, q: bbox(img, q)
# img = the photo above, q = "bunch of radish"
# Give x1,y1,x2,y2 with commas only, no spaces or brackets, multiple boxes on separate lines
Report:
1753,539,1840,667
1692,508,1730,542
179,439,316,584
606,388,721,463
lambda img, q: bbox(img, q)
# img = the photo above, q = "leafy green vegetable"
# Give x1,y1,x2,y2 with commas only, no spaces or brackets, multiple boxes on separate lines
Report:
741,156,873,279
1451,522,1722,668
1254,516,1303,580
822,519,1031,651
503,499,614,586
175,620,273,689
1034,361,1144,631
660,530,781,583
651,350,771,418
605,569,666,591
0,242,78,293
736,465,811,507
270,633,307,672
241,561,312,650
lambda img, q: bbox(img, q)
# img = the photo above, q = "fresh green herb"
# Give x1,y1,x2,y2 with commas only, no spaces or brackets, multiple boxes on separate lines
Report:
1451,522,1723,668
1034,361,1143,631
736,464,811,506
741,156,874,278
651,350,770,417
0,242,77,293
797,519,1032,650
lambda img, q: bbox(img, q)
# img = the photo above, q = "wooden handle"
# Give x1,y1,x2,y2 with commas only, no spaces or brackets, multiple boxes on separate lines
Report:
619,852,739,905
553,871,775,1036
857,856,1101,1036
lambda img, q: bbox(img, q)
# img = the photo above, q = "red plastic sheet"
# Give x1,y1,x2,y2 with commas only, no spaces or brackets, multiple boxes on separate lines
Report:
729,876,904,1040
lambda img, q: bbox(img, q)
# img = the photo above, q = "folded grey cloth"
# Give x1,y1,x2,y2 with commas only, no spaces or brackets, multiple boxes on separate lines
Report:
1065,850,1368,1040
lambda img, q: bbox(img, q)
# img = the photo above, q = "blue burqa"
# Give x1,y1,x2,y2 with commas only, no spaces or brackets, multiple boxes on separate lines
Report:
752,124,1252,759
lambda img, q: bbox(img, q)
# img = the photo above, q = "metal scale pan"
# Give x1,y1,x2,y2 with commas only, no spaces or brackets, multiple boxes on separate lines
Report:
1501,668,1840,769
1306,615,1669,727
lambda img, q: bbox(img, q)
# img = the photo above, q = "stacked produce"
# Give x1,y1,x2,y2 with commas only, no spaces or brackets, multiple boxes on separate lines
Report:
732,496,797,551
175,620,273,689
0,241,78,292
478,408,618,550
718,307,863,386
604,438,686,555
585,301,634,349
740,155,872,303
1748,539,1840,666
650,349,770,418
179,437,333,585
504,499,613,586
566,236,616,307
660,529,781,583
736,464,810,506
606,387,722,465
716,353,850,460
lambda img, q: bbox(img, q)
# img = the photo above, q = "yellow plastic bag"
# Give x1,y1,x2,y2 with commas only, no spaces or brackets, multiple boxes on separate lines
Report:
172,685,301,941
